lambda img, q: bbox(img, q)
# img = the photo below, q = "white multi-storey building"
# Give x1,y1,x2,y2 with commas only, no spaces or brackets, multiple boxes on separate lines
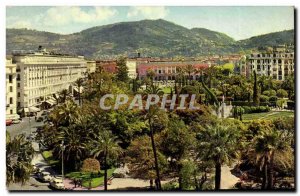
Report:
6,58,19,120
12,51,87,112
126,59,137,79
248,51,294,80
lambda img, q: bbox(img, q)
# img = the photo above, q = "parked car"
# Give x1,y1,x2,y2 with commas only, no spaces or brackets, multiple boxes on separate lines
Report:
36,117,44,122
37,171,52,182
33,165,41,174
50,177,65,190
6,119,13,126
12,119,21,124
41,111,48,116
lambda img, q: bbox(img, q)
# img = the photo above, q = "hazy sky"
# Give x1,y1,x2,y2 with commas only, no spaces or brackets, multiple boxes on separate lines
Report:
6,6,294,40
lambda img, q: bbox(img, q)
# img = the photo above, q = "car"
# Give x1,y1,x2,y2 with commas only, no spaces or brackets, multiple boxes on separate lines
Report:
32,165,41,174
41,111,48,116
6,119,13,126
36,116,44,122
50,177,65,190
37,171,52,182
12,119,21,124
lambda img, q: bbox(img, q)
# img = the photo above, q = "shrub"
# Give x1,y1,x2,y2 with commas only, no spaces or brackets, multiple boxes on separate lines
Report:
263,90,276,97
81,158,100,173
287,101,295,110
277,89,288,98
242,106,270,114
259,95,269,102
269,96,278,102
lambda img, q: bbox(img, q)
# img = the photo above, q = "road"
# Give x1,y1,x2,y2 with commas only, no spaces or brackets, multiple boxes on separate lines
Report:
7,111,52,191
6,116,44,139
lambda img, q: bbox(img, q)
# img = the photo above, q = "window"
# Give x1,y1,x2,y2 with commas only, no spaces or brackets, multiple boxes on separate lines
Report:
9,75,12,83
10,110,13,114
9,86,13,92
9,97,13,104
17,83,20,87
18,92,20,97
18,102,20,107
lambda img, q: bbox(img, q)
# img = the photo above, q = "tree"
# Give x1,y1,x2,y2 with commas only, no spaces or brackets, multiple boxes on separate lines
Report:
116,57,129,82
159,116,195,189
52,93,59,105
253,71,260,106
74,78,84,106
176,67,185,87
146,70,156,86
144,84,164,96
59,125,87,171
81,158,100,173
6,133,34,185
91,130,122,191
248,128,292,189
59,89,70,103
277,89,288,98
126,135,167,188
281,74,294,99
258,75,268,93
144,105,168,190
185,64,195,84
196,121,240,190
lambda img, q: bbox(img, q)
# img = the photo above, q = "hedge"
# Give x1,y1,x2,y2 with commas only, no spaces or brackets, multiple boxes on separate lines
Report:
242,106,271,114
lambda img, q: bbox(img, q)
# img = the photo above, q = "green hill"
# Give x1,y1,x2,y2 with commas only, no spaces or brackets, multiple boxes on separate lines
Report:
238,30,294,49
6,19,294,58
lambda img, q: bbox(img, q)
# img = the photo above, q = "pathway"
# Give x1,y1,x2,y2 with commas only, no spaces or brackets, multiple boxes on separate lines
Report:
221,165,240,189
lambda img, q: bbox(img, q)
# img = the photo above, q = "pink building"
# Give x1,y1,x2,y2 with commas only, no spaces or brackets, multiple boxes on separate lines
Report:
137,61,209,81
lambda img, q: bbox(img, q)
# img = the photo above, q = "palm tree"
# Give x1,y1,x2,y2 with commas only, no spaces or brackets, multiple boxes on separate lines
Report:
196,122,240,190
91,130,122,191
74,78,84,106
52,93,59,105
6,133,34,185
59,89,70,103
146,70,156,86
176,67,185,87
144,84,164,96
184,64,195,84
56,100,79,126
57,126,87,171
248,129,292,189
143,105,167,190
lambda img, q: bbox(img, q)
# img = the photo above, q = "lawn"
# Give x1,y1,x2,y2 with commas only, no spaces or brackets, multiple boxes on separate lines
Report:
242,111,294,121
161,87,172,94
42,150,59,166
66,168,115,188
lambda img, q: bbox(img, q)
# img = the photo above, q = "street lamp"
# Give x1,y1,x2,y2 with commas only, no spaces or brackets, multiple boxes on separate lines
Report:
60,141,65,181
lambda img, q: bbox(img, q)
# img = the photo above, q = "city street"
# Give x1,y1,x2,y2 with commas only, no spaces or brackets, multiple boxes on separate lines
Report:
7,111,53,191
6,115,44,139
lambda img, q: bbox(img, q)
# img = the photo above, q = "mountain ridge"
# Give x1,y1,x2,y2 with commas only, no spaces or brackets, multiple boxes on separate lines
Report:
6,19,294,58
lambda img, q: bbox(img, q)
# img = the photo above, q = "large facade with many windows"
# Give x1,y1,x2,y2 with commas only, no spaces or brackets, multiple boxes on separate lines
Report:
247,51,294,80
6,58,19,120
12,52,87,111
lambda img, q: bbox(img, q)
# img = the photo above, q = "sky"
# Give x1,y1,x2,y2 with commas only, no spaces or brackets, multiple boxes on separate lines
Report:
6,6,294,40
